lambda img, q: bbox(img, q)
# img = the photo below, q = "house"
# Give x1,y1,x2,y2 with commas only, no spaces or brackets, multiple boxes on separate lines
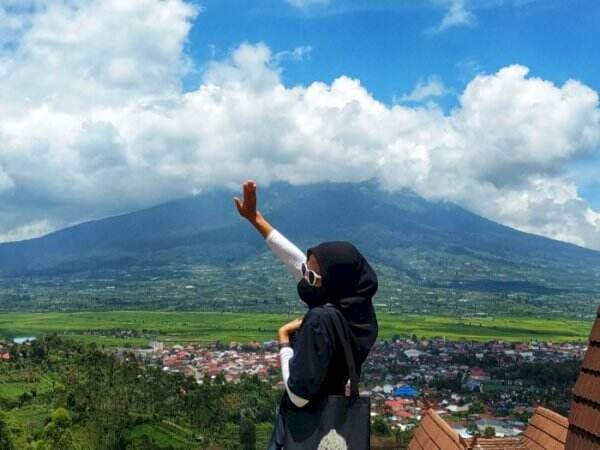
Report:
404,349,421,359
565,305,600,449
385,399,412,409
469,367,488,381
409,406,567,449
394,385,418,398
447,404,471,413
382,383,394,394
475,418,521,437
409,305,600,450
464,379,481,391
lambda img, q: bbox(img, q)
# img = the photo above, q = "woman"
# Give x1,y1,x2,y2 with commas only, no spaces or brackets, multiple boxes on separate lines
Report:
234,179,378,449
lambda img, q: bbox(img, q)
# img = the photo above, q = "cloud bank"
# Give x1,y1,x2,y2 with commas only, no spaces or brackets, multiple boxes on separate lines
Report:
1,0,599,251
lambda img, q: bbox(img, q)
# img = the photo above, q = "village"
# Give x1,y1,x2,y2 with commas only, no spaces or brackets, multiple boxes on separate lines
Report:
1,334,570,440
0,334,584,439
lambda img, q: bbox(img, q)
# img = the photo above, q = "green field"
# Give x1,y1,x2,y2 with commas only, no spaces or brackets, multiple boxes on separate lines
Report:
0,311,593,346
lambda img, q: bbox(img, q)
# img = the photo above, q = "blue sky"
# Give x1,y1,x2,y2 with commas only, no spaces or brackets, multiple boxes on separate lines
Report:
183,0,600,207
185,0,599,103
0,0,599,249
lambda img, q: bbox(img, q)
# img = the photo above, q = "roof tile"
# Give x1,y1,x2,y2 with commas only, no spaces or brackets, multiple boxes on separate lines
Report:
470,437,528,449
573,372,600,404
521,435,546,450
565,430,599,450
408,408,569,450
581,345,600,372
408,410,464,450
590,318,600,343
565,306,600,448
528,407,568,443
568,402,600,437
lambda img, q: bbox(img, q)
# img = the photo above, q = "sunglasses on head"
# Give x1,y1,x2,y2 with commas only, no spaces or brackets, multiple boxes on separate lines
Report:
301,261,322,287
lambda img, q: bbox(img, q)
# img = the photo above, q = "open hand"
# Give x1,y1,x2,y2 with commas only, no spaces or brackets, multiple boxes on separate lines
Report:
234,179,258,221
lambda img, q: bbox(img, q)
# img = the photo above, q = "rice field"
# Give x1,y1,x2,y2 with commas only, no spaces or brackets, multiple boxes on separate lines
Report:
0,310,592,346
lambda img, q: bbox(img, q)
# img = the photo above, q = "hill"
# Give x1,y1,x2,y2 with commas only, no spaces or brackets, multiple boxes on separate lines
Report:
0,181,598,317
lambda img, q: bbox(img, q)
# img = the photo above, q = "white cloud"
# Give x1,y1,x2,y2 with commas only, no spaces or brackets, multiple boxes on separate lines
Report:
429,0,475,33
286,0,330,9
427,0,547,34
274,45,312,63
397,76,451,103
0,219,53,243
1,1,600,251
0,0,197,114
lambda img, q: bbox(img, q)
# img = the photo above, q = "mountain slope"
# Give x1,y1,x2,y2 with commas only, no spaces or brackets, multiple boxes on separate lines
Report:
0,180,599,288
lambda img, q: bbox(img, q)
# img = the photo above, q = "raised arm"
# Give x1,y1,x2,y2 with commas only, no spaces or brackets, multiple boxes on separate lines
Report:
234,180,306,281
265,229,306,282
234,180,273,238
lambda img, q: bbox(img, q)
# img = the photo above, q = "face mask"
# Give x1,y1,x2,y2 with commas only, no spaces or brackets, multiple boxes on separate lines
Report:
297,278,327,308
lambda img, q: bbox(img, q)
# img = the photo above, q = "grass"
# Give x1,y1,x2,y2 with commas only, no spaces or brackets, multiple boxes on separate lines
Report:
7,404,51,429
0,382,37,400
0,310,593,347
126,422,199,448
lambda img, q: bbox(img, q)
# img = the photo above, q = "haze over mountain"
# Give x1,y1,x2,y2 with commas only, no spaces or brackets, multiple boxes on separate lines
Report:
1,181,599,291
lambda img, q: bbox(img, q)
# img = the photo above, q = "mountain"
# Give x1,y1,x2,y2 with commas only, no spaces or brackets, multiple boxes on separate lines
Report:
1,180,599,275
1,181,599,315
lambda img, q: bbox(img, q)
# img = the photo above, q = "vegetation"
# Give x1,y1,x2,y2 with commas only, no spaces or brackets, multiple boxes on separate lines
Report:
0,311,592,347
1,182,600,321
0,336,280,449
372,416,391,435
483,426,496,438
1,254,599,321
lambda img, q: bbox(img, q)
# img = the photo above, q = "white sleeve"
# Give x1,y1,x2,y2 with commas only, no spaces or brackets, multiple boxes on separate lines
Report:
265,229,306,282
280,347,309,407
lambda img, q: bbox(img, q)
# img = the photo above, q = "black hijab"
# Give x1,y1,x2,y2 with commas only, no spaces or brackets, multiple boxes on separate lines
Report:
306,241,379,368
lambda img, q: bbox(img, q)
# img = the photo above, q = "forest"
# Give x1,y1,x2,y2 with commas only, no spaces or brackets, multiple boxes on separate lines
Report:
0,336,279,449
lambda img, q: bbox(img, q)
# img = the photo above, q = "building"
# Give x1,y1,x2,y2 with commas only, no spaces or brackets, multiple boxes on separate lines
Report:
393,384,419,398
409,305,600,450
564,305,600,449
409,406,567,450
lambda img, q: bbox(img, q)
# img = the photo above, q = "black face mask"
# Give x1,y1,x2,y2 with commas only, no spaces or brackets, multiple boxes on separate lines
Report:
297,278,327,308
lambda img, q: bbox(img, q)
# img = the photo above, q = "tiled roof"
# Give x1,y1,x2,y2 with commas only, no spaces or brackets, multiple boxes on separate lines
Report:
581,345,600,371
521,407,568,450
407,304,600,450
408,409,465,450
572,372,599,401
408,407,567,450
565,306,600,449
408,407,564,450
469,437,528,449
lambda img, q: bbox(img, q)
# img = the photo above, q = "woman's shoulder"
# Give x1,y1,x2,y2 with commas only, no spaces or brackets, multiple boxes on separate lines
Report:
304,305,332,319
302,306,338,333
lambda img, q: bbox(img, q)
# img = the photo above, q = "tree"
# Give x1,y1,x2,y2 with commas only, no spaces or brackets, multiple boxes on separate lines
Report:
483,426,496,438
467,423,479,437
382,404,394,417
43,408,75,450
136,435,162,450
239,409,256,450
393,428,412,449
0,413,14,450
468,401,485,415
372,416,391,435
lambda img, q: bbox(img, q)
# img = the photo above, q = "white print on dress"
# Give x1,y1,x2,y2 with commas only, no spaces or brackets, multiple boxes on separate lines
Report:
317,429,348,450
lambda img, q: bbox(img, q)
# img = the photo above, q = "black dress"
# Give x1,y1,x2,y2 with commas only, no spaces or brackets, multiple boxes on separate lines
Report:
268,305,358,449
268,240,379,449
